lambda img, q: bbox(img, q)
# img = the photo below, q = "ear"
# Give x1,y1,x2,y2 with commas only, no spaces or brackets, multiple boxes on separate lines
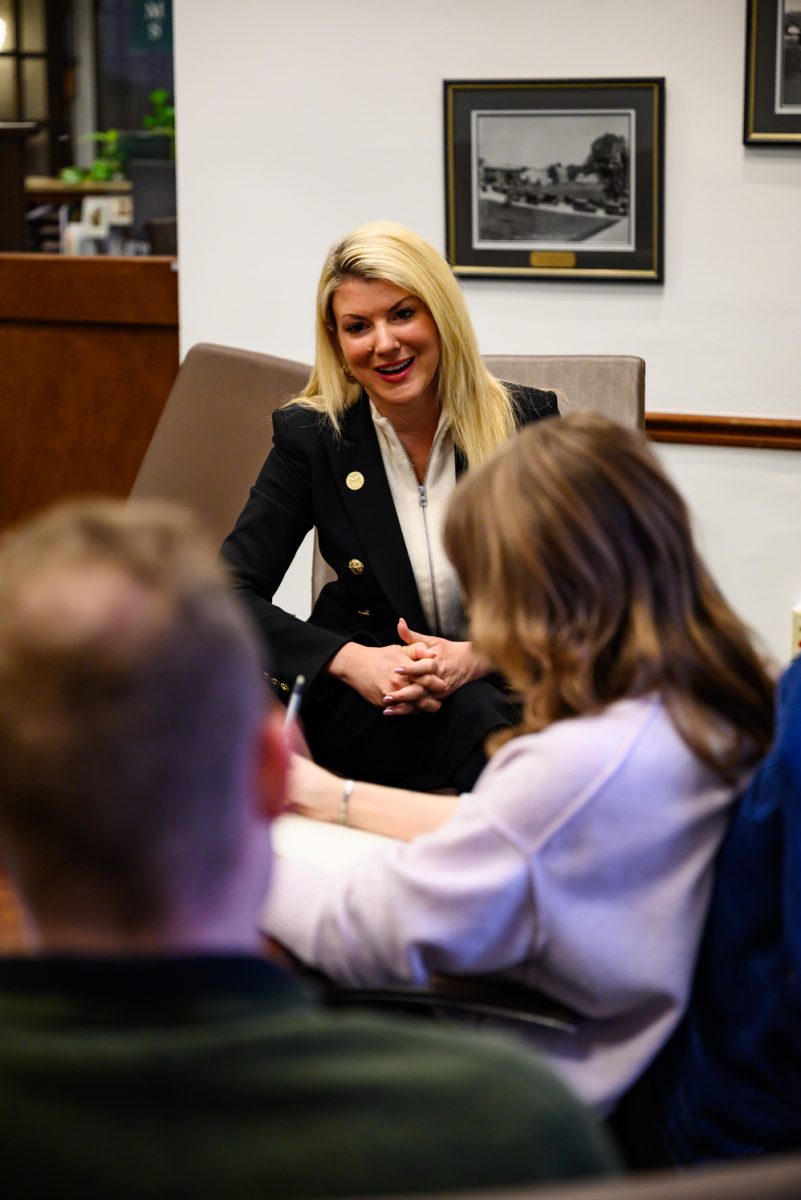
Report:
254,706,289,823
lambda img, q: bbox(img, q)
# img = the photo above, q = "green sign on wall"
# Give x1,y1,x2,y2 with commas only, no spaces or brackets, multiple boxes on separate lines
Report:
132,0,173,52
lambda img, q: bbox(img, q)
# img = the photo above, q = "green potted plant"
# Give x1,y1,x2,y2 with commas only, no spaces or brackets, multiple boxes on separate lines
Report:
142,88,175,156
60,90,175,184
118,89,175,164
60,129,122,184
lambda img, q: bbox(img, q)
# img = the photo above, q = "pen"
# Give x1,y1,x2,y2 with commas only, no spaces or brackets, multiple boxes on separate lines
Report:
284,674,305,728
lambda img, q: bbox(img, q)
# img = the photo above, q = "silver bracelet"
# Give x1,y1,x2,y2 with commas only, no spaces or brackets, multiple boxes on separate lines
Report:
339,779,355,826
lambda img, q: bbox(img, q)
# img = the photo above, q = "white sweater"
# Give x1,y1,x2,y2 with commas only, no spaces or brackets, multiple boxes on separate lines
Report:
264,695,740,1112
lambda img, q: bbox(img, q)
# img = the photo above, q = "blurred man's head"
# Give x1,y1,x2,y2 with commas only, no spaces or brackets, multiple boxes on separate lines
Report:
0,499,286,951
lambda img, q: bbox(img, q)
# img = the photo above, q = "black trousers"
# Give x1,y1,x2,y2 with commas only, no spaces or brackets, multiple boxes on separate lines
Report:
299,674,520,793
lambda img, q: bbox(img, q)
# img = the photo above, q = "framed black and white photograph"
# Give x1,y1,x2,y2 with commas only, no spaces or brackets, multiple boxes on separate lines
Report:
745,0,801,143
444,78,664,283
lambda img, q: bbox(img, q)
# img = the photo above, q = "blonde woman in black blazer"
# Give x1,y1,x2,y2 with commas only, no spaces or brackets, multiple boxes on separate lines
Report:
223,222,557,790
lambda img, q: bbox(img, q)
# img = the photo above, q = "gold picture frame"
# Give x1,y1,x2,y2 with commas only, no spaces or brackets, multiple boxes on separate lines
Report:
744,0,801,144
444,78,665,283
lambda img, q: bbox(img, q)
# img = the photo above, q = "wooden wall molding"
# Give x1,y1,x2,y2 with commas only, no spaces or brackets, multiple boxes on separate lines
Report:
646,412,801,451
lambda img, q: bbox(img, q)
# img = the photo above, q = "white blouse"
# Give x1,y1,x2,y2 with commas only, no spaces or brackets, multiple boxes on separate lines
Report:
370,402,465,638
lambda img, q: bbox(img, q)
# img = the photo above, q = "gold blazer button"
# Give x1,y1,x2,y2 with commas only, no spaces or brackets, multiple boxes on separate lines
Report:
346,471,365,491
348,558,365,575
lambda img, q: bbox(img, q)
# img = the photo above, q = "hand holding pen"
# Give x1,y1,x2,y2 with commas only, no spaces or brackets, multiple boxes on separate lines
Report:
284,674,305,729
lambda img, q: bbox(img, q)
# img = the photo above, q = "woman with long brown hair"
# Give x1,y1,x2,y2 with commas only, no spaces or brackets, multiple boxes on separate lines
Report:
265,413,774,1113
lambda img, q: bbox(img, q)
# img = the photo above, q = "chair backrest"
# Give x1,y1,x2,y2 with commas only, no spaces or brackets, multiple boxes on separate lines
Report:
131,345,646,608
482,355,645,429
313,354,646,601
624,655,801,1165
130,342,310,547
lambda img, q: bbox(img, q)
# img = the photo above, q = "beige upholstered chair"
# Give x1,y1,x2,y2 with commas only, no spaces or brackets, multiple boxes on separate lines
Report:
311,355,646,596
483,354,645,430
130,342,310,547
131,344,646,602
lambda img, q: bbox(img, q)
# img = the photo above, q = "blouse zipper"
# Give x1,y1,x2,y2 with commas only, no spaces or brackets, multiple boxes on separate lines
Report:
391,417,447,637
417,482,443,635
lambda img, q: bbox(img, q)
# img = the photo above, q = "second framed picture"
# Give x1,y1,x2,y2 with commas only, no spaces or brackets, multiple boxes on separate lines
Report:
744,0,801,144
444,78,665,283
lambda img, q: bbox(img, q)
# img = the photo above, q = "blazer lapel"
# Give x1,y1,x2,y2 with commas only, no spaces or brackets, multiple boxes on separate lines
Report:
323,395,429,632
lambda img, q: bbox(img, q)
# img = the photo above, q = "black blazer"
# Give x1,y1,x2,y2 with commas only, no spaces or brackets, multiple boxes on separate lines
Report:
222,384,558,697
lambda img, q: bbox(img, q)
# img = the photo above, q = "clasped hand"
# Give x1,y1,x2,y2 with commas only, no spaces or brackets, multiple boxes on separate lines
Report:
388,617,490,714
327,637,444,715
327,620,489,717
323,619,489,710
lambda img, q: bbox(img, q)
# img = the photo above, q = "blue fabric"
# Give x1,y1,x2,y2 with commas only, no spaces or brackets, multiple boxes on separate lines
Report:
656,657,801,1161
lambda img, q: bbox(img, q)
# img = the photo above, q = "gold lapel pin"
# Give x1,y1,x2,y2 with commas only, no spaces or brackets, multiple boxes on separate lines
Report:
346,471,365,491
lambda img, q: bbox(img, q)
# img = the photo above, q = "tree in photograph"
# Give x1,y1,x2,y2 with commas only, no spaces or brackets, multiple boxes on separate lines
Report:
584,133,629,201
784,12,801,41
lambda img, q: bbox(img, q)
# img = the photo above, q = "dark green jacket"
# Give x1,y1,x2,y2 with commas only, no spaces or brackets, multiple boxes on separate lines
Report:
0,954,616,1198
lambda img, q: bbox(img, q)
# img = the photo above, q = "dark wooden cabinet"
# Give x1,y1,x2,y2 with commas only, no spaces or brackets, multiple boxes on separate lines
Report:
0,252,179,527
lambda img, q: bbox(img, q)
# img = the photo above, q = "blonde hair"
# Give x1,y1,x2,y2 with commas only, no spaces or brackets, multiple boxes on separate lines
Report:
444,412,774,780
0,499,267,932
293,220,518,466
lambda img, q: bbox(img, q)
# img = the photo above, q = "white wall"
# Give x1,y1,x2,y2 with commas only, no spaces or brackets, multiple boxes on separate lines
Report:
173,0,801,663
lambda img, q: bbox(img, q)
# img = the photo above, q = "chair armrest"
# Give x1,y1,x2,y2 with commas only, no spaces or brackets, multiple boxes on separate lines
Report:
323,973,581,1034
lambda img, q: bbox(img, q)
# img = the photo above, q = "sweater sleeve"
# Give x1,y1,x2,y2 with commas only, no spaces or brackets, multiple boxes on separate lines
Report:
262,787,538,987
263,698,671,992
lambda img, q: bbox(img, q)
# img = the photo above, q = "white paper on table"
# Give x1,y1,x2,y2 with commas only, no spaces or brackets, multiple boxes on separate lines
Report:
271,813,396,876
